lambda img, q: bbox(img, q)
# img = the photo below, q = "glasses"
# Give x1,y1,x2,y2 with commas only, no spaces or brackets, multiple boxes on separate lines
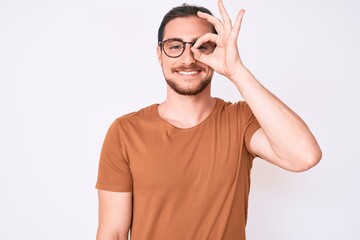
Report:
159,38,216,58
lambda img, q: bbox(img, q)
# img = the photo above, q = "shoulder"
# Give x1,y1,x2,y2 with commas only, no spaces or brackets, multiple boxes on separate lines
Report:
215,98,252,116
112,103,160,129
117,103,158,121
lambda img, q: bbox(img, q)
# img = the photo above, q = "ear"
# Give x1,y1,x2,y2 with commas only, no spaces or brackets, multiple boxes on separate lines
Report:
156,45,162,66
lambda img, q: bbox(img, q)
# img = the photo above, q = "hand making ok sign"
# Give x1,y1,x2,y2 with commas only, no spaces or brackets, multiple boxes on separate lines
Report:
191,0,246,80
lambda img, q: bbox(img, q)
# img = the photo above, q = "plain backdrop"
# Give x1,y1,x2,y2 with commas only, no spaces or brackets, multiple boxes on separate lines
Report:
1,0,359,239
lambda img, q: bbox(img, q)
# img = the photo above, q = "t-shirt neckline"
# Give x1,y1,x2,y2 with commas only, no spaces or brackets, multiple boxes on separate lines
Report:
153,97,221,130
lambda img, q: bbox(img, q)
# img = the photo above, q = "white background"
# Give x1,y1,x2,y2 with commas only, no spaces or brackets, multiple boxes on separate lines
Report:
0,0,359,239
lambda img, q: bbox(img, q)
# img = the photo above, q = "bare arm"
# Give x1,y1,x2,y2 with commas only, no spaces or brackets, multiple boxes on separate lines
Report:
193,0,322,172
233,69,322,172
97,190,132,240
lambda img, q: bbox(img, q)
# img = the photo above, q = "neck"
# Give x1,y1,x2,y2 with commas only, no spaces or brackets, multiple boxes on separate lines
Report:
158,85,216,128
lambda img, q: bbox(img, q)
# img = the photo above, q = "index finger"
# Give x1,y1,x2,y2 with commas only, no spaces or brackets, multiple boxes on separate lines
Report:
197,11,224,35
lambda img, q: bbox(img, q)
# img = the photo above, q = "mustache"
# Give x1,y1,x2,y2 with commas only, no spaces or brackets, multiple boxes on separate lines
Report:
172,63,205,72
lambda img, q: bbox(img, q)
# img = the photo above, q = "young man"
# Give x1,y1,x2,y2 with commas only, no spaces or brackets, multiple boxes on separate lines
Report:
96,1,322,239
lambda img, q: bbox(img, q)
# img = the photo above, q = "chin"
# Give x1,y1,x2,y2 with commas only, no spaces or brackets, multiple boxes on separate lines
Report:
166,78,212,96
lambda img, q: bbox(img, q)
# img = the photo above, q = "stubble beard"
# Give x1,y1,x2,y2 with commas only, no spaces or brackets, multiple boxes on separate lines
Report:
165,76,212,96
164,62,213,96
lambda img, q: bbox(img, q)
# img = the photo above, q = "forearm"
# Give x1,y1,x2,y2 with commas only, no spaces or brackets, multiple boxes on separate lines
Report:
194,0,321,169
96,227,128,240
230,65,321,168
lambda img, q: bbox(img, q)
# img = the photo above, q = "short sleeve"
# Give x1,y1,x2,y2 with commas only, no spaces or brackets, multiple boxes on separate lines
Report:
96,119,133,192
240,102,261,158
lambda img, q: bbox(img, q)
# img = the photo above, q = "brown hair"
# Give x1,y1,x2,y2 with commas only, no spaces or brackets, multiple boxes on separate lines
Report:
157,3,217,43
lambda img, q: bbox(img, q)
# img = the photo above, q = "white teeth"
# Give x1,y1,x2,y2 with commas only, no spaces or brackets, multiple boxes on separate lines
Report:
178,71,199,75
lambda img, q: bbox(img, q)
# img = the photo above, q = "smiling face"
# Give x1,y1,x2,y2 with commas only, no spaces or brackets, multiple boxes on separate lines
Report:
157,16,215,96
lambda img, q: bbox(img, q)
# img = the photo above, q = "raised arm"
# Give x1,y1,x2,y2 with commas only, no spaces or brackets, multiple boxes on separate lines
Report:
192,0,322,172
234,69,322,172
97,190,132,240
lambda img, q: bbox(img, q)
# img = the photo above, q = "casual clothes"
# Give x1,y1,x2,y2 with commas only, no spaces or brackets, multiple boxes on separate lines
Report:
96,98,260,240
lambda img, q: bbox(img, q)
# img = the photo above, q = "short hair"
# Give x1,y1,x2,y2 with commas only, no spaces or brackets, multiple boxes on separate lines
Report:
157,3,217,43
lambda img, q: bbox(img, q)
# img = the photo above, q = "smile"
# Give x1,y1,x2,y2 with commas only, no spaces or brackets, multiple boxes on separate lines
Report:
177,70,200,76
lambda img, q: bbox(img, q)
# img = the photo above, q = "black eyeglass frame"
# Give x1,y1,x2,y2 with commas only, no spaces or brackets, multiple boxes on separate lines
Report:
158,38,216,58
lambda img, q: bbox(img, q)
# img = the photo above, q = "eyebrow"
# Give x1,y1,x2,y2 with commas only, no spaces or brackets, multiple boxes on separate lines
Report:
164,37,199,42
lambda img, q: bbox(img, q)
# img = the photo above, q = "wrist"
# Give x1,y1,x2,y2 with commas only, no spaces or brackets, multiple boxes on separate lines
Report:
227,64,250,83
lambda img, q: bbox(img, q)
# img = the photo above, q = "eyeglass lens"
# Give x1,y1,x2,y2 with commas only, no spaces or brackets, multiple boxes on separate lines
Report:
163,39,215,58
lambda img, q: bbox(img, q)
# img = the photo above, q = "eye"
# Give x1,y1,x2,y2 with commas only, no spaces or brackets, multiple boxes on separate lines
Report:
170,44,182,50
165,40,184,51
198,44,209,51
198,42,215,53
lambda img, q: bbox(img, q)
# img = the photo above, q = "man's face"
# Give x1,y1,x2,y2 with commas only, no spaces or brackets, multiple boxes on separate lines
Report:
157,16,214,96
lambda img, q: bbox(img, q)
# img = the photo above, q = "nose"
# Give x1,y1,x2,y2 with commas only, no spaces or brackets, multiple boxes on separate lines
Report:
181,42,196,64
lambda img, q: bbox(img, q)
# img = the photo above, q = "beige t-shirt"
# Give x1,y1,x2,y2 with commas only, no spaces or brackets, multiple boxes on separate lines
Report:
96,98,261,240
